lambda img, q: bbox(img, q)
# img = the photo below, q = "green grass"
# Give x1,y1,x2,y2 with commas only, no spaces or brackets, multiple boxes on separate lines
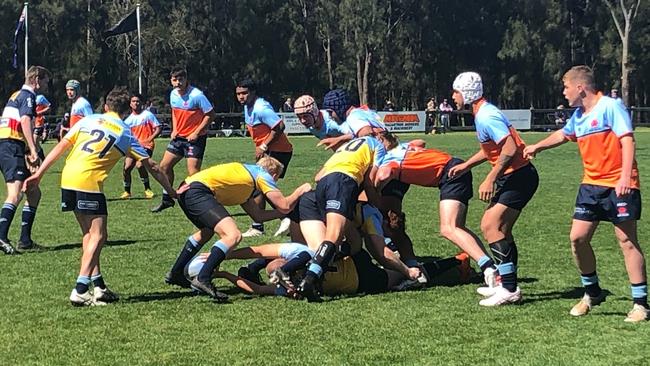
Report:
1,131,650,365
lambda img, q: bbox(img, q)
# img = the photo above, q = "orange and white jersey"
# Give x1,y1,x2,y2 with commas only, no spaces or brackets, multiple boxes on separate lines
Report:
563,95,639,188
379,142,452,187
69,96,93,128
124,110,160,149
244,98,293,153
170,86,213,138
473,99,528,174
34,94,50,128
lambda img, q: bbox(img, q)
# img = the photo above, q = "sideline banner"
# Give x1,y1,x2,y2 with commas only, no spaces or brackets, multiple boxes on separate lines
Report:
501,109,531,130
279,111,427,134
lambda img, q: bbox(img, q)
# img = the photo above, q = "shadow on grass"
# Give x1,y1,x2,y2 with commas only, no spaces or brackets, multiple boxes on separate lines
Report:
522,287,612,305
106,197,151,202
124,290,198,303
44,239,143,251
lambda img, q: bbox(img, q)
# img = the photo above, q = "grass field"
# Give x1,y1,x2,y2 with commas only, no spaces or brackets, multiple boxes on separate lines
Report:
1,131,649,365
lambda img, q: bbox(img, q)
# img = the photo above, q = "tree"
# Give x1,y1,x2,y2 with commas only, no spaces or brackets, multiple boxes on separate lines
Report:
602,0,642,105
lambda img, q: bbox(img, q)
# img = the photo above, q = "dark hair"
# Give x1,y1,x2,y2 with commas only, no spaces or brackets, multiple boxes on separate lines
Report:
130,93,144,101
170,67,187,79
378,131,399,149
236,78,257,91
105,87,131,116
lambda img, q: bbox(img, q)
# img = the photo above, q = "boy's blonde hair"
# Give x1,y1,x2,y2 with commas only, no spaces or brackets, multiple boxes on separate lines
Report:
563,65,596,92
257,156,284,177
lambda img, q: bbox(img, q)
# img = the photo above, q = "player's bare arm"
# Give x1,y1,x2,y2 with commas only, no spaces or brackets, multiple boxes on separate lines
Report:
448,149,487,178
22,138,72,191
616,135,635,197
523,129,569,159
318,133,352,151
146,125,162,144
188,109,215,142
240,198,283,222
374,165,396,189
264,183,312,214
478,135,516,202
20,115,39,164
170,111,178,140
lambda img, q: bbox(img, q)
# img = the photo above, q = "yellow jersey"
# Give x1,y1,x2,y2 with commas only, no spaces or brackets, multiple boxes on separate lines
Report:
184,162,279,206
61,112,149,193
320,136,386,184
322,256,359,295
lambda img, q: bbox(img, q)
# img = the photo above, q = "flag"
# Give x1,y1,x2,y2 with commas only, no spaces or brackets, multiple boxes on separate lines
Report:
12,7,26,69
102,9,137,38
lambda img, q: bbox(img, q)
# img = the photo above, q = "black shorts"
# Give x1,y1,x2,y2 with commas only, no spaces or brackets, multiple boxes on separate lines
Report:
439,158,473,205
574,184,641,223
178,181,230,229
267,150,293,179
166,135,207,159
353,249,389,294
287,190,323,223
492,163,539,211
61,189,108,216
381,179,410,199
33,126,45,136
0,139,29,182
315,172,360,220
145,147,154,157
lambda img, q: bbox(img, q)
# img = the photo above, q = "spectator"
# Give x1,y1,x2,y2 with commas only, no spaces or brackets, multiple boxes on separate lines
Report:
383,100,395,112
554,105,566,126
281,97,293,112
439,98,453,133
610,89,620,100
425,97,437,134
57,113,70,142
146,99,159,114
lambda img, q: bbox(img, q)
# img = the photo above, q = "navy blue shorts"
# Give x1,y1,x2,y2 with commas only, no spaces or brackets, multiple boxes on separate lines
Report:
315,172,360,220
61,189,108,216
166,135,207,159
287,190,323,223
178,182,230,229
0,139,29,182
491,163,538,211
439,158,473,205
574,184,641,223
381,179,410,199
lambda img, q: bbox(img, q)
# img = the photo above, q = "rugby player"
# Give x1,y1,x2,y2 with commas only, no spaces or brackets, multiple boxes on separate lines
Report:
23,87,176,306
293,95,347,140
374,131,498,291
33,94,51,159
65,79,93,128
151,67,215,213
524,65,647,322
120,93,161,200
447,72,539,306
235,78,294,238
0,66,51,254
164,156,311,301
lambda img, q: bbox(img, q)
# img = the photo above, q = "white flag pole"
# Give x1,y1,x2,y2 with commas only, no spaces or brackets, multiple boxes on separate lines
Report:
24,2,28,77
137,3,142,93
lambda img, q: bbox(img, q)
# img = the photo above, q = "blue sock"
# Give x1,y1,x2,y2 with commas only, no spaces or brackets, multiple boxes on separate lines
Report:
580,272,601,297
631,282,648,308
0,203,17,241
75,275,91,294
497,262,517,292
19,205,37,243
247,258,270,273
197,241,229,282
91,274,106,289
170,236,202,274
477,255,495,272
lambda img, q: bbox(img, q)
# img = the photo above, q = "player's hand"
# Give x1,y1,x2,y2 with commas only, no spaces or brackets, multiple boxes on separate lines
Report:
447,162,468,178
176,183,190,195
615,177,632,197
22,175,41,192
317,137,338,151
166,189,178,200
187,132,199,142
523,145,538,160
407,266,421,280
297,183,312,194
478,178,496,202
170,131,178,140
255,146,266,160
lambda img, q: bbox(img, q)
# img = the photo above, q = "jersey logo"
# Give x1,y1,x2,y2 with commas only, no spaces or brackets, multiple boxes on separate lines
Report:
590,119,598,128
326,200,341,210
77,200,99,210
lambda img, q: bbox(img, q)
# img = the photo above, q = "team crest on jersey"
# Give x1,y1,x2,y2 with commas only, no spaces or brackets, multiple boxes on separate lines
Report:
326,200,341,210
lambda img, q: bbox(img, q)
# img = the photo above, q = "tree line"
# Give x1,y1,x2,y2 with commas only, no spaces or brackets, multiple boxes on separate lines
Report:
0,0,648,115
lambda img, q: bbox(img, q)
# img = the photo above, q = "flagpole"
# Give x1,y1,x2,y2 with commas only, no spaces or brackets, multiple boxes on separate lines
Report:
136,3,142,93
24,2,28,78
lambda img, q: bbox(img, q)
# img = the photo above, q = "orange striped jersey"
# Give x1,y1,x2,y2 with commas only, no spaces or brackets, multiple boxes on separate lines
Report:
473,99,529,174
244,97,293,152
170,86,213,137
0,85,36,140
562,95,639,188
184,162,279,206
379,142,452,187
61,112,150,193
69,96,93,128
320,136,386,184
34,94,50,128
124,110,160,149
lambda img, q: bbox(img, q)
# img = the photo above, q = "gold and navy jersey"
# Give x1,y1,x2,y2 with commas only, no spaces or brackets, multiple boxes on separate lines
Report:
322,256,359,295
320,136,386,184
0,85,36,141
61,112,149,193
184,162,279,206
353,202,383,237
